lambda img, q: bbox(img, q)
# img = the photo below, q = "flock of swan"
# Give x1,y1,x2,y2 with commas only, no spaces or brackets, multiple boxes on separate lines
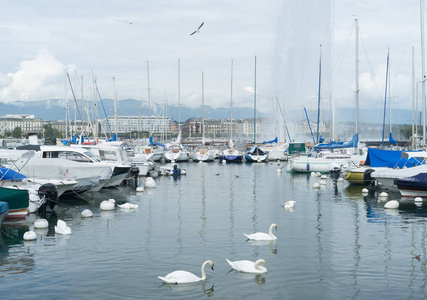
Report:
158,223,278,284
22,194,295,285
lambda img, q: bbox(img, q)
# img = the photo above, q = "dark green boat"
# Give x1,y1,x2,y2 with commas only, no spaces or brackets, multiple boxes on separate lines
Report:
0,186,29,219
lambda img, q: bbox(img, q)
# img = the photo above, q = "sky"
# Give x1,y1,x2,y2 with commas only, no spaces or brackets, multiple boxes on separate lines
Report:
0,0,425,123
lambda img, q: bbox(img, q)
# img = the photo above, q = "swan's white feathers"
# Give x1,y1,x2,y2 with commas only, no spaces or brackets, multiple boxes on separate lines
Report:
226,258,267,274
243,223,277,241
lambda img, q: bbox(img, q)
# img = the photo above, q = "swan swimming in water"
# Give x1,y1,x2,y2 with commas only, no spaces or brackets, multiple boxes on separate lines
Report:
118,203,138,210
158,260,214,284
226,258,267,274
243,223,277,241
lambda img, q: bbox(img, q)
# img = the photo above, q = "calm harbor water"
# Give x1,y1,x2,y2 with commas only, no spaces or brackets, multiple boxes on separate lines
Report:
1,161,427,299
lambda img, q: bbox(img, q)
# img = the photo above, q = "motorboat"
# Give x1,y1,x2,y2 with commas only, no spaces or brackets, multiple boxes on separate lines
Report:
71,144,132,187
13,145,113,193
395,173,427,198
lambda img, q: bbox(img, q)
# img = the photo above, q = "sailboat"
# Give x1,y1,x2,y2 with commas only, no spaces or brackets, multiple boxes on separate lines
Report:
163,132,190,162
193,72,215,162
289,44,362,173
164,60,190,163
245,56,268,163
220,59,243,163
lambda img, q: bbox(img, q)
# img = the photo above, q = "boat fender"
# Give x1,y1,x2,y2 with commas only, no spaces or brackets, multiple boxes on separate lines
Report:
306,163,310,171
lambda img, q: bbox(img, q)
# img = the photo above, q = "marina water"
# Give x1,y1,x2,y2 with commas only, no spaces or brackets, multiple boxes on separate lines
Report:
1,161,427,299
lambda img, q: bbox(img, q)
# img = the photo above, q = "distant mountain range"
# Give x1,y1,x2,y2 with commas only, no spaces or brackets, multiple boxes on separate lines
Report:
0,99,414,125
0,99,267,122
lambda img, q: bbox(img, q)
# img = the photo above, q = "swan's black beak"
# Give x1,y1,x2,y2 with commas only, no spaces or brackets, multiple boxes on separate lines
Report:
275,226,277,231
211,264,214,271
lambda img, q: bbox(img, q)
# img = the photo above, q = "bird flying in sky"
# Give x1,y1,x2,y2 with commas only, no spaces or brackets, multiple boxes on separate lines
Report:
190,22,204,36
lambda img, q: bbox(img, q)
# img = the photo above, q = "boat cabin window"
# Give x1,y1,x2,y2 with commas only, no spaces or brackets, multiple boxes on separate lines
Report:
99,150,117,161
55,151,93,163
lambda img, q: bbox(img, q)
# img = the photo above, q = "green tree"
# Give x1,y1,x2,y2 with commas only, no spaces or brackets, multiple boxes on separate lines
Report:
399,125,412,140
44,124,63,145
12,127,22,138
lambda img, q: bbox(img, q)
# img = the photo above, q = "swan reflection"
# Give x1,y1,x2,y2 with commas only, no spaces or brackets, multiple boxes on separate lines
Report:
246,240,277,254
227,269,266,285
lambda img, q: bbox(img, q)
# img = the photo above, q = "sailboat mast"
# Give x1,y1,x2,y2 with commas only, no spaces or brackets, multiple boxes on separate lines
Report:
382,48,390,149
412,46,416,149
91,69,98,141
421,0,426,147
355,19,359,136
389,59,392,136
147,61,151,138
317,45,322,144
202,71,205,142
230,58,233,141
113,76,118,137
254,56,257,144
178,59,181,133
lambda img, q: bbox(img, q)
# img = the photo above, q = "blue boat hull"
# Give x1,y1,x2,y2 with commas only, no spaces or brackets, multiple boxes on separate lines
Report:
220,155,243,163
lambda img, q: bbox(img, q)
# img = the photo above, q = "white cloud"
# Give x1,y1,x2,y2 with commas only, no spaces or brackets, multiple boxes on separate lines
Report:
0,50,75,102
0,0,423,118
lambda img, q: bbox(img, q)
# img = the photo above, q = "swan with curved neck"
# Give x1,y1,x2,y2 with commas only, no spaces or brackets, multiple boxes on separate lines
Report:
158,260,214,284
226,258,267,274
243,223,277,241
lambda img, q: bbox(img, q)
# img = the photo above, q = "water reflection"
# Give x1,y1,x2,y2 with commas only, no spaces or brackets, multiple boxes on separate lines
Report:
202,282,215,297
315,191,324,282
199,163,207,247
351,199,361,299
0,223,36,278
251,165,259,258
228,165,236,256
246,240,277,255
226,269,266,285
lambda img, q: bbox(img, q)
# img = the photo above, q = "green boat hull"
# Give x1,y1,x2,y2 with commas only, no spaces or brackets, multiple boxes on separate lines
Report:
0,186,29,219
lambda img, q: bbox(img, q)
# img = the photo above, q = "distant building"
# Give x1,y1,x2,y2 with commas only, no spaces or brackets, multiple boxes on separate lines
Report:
99,115,171,138
0,114,44,136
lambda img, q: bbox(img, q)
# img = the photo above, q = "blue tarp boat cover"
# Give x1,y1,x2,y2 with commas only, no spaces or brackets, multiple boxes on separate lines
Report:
314,134,358,150
0,201,8,214
364,148,424,168
0,168,27,181
395,173,427,188
262,137,278,144
247,145,267,155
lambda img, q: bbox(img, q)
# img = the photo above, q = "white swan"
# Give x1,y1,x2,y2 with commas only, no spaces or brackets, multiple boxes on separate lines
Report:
226,258,267,274
118,203,139,210
283,201,296,209
55,219,72,235
158,260,214,284
243,223,277,241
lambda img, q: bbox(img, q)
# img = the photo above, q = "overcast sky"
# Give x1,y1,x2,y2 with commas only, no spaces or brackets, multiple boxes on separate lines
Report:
0,0,424,122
